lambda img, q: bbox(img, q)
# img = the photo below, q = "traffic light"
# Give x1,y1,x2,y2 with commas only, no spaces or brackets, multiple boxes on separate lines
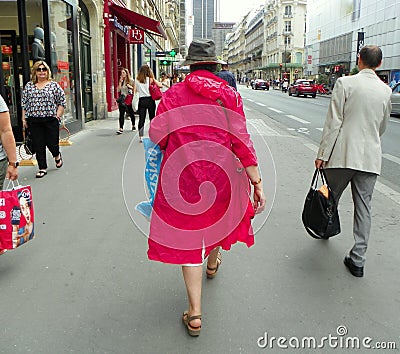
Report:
169,49,176,57
279,63,283,68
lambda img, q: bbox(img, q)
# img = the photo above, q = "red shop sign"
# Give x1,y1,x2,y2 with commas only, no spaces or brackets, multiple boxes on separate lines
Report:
130,28,144,44
57,61,69,71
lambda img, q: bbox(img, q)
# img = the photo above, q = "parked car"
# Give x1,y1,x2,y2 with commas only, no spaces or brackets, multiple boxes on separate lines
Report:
288,79,317,98
391,82,400,116
252,79,270,90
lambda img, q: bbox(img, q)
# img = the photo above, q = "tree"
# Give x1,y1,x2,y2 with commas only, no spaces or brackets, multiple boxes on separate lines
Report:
317,74,329,85
350,67,359,75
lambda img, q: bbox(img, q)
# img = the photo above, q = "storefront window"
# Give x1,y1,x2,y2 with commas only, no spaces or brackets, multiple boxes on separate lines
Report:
48,0,76,123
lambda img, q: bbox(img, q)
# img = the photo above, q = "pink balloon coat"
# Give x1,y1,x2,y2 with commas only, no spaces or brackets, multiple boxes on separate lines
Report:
148,70,258,264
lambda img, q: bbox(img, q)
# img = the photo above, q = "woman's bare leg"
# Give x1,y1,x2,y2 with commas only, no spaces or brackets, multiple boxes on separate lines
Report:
182,265,202,328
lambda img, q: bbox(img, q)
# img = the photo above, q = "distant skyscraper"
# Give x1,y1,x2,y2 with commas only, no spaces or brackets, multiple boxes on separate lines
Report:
193,0,219,39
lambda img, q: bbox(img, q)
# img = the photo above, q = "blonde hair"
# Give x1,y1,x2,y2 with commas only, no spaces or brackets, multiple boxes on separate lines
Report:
31,61,52,83
137,65,154,84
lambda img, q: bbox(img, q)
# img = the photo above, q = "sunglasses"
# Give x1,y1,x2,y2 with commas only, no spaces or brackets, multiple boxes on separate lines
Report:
37,67,48,72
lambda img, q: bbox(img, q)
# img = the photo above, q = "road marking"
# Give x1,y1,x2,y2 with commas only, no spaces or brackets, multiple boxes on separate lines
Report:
316,127,323,131
297,127,310,135
256,102,266,107
244,107,253,112
383,153,400,165
247,99,255,102
268,107,283,113
389,119,400,124
304,143,318,152
286,115,310,124
248,119,281,136
375,182,400,205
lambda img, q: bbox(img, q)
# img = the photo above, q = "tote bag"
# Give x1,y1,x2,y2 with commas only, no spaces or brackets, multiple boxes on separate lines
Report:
149,80,162,101
302,168,340,239
0,184,35,250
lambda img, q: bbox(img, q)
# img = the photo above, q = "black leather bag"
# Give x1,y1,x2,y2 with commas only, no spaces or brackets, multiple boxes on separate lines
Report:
302,168,340,239
116,94,126,106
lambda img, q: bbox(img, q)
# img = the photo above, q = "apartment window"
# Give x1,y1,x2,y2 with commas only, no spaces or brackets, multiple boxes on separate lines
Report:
284,5,292,16
284,21,291,32
284,36,291,45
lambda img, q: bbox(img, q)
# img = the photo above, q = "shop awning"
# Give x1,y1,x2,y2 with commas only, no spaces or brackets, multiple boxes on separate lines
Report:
109,2,167,39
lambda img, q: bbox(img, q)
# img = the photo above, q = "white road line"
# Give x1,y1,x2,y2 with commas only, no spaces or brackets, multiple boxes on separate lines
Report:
247,99,255,102
316,128,323,131
256,102,266,107
304,143,318,152
383,153,400,165
375,182,400,205
389,119,400,124
248,119,281,136
268,107,283,113
244,107,253,112
286,115,310,124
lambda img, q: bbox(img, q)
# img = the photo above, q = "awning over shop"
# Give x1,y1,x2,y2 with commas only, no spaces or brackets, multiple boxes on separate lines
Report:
109,1,167,39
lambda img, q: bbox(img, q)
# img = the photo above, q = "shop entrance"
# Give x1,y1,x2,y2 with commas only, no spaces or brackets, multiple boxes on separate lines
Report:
0,30,23,141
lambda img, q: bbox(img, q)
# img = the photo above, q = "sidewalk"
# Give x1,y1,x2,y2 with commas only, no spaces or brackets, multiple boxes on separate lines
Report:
1,111,399,353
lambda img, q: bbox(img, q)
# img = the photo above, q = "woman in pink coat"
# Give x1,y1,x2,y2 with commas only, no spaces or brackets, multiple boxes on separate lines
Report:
148,39,266,336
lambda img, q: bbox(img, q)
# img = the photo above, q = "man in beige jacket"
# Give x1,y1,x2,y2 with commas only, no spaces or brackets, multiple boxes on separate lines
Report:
315,45,392,278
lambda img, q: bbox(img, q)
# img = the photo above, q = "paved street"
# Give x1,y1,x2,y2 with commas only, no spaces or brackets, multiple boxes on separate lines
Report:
1,105,399,353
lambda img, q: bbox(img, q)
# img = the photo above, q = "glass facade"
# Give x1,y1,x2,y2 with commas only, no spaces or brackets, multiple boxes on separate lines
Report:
0,0,80,141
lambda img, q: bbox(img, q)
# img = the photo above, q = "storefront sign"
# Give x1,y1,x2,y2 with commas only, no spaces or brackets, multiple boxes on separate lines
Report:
113,16,129,36
356,32,364,65
130,28,144,44
57,61,69,70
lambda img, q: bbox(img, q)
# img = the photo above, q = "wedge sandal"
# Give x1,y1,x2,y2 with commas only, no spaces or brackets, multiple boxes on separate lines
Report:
206,252,222,279
182,311,201,337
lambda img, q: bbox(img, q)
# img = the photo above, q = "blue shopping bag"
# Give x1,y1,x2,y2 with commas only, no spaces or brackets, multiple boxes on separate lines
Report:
135,138,162,220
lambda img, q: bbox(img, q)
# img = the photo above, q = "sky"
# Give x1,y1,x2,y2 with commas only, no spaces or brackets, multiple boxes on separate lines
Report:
218,0,265,23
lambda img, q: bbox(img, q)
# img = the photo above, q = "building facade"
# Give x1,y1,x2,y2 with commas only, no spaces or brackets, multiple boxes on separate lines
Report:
192,0,215,39
306,0,400,86
212,22,235,57
264,0,307,83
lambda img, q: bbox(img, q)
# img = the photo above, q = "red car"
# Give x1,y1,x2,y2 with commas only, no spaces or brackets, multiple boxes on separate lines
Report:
288,79,317,98
251,79,270,90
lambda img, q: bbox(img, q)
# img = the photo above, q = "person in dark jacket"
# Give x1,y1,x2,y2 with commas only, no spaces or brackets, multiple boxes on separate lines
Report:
216,63,237,90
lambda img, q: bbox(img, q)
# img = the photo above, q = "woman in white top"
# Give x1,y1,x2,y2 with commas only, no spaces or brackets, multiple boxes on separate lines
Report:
160,72,170,93
135,65,162,142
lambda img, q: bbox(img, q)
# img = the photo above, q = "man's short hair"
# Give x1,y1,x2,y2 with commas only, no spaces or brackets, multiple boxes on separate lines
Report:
359,45,382,68
190,63,217,73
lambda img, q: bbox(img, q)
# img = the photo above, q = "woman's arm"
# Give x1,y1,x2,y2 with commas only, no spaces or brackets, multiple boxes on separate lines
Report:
245,165,265,214
152,78,163,88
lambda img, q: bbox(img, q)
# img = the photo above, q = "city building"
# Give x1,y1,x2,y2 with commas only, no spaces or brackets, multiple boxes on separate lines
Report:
192,0,217,39
212,22,235,57
306,0,400,87
245,6,265,80
264,0,307,83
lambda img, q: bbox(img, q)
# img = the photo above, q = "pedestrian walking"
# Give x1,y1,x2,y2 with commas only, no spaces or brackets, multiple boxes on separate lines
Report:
135,65,163,143
160,72,170,93
22,60,65,178
147,39,266,336
0,94,18,188
315,45,392,278
116,68,136,134
216,62,237,90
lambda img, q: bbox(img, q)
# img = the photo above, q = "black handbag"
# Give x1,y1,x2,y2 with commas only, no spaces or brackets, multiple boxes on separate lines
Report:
116,94,126,106
302,168,340,239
